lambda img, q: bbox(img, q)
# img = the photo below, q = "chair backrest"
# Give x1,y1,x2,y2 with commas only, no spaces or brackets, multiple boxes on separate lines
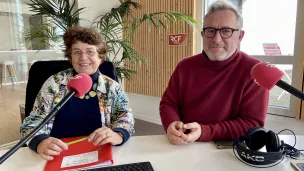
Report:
25,60,118,118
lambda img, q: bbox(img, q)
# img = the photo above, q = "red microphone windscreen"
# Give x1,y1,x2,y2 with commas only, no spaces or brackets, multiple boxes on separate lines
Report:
251,62,284,90
67,73,92,97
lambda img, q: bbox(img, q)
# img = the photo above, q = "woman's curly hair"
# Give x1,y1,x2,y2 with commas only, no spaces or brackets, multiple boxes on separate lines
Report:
63,27,107,61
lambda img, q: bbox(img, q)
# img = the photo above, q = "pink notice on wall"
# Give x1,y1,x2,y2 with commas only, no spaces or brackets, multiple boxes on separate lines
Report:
262,43,282,56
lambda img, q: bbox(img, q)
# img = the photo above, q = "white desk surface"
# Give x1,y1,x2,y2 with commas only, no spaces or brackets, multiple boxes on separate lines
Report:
0,135,302,171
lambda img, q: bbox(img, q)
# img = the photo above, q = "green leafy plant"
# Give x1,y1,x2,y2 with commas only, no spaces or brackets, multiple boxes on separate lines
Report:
23,0,84,49
23,0,198,82
26,0,83,30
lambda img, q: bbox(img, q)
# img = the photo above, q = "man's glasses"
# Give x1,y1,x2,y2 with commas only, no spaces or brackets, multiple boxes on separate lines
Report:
71,50,96,57
202,27,239,39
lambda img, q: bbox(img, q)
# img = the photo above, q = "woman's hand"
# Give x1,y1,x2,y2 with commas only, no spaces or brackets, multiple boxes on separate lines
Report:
88,126,123,146
37,137,68,160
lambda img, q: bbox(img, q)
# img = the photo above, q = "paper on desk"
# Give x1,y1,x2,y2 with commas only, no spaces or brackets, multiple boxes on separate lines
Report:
61,150,98,168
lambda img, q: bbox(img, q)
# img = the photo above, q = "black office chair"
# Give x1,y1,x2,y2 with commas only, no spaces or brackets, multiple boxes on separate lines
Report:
19,60,118,121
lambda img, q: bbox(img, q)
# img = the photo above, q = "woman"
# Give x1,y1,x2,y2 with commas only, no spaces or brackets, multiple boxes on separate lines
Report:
20,27,135,160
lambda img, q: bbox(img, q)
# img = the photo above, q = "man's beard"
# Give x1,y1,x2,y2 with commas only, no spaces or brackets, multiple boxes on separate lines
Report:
205,44,234,61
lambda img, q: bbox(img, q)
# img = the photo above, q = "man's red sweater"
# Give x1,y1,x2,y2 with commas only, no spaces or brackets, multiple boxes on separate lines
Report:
159,50,269,142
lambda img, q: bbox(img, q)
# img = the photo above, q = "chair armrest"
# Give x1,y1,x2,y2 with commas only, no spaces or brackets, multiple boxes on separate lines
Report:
19,104,25,123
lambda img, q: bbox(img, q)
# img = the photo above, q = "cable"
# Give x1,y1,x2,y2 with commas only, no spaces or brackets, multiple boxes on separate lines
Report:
277,129,296,147
282,143,303,159
277,129,303,159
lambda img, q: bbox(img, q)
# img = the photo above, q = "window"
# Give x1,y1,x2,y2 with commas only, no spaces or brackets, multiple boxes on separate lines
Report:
240,0,297,56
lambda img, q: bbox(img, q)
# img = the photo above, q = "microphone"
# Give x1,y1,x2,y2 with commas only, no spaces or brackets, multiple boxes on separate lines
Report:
0,73,92,164
251,62,304,101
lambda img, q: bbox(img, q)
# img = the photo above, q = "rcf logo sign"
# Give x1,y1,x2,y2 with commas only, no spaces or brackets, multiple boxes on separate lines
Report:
169,33,187,46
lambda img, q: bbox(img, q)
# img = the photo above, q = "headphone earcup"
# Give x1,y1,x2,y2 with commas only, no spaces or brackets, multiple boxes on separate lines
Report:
265,130,281,152
245,127,267,151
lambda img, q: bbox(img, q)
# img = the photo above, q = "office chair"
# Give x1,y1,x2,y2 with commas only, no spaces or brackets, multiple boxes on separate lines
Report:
20,60,118,122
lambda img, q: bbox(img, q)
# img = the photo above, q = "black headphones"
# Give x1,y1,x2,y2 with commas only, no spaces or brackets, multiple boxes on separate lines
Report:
233,127,286,167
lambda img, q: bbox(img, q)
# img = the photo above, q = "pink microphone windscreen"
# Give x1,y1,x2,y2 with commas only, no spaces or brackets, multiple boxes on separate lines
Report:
251,62,284,90
67,73,92,97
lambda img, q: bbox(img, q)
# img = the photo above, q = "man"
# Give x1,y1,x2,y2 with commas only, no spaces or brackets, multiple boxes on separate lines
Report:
159,0,269,145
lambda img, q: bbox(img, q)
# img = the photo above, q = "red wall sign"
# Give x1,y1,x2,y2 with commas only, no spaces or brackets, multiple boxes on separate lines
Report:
169,33,187,46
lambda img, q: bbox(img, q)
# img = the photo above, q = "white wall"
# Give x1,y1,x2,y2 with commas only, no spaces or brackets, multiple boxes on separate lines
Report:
77,0,121,27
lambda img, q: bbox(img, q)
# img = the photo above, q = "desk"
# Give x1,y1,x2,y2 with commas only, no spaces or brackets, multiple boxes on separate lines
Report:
0,135,302,171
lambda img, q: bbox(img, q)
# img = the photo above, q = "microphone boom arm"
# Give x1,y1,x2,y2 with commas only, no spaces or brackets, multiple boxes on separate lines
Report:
276,80,304,101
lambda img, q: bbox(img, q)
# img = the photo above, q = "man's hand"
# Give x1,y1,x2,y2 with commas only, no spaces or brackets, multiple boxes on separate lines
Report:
180,122,201,142
37,137,68,160
88,126,123,146
166,121,188,145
